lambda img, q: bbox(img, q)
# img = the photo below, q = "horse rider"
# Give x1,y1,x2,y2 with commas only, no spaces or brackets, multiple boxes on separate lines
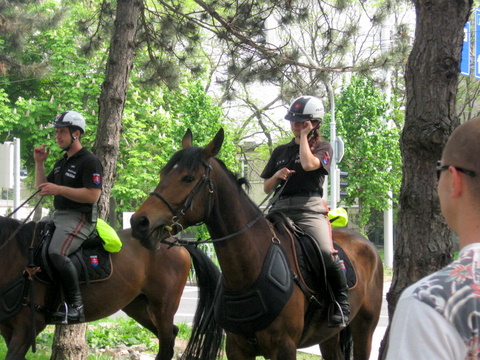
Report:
34,111,103,323
261,95,350,327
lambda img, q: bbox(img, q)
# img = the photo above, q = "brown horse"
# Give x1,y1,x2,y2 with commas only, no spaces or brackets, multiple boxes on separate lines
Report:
130,129,384,360
0,216,222,360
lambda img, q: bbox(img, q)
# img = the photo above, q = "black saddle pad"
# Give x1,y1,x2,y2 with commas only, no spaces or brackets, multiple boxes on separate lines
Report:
33,222,113,285
70,237,113,283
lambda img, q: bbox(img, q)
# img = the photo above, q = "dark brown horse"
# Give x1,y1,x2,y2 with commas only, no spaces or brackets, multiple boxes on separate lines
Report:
0,216,222,360
130,129,384,360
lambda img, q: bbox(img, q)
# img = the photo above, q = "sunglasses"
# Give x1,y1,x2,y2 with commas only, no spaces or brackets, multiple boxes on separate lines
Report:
436,161,476,180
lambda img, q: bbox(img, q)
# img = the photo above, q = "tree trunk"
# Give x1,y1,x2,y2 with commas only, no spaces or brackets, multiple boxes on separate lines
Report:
379,0,473,358
51,1,141,359
93,0,141,220
50,323,88,360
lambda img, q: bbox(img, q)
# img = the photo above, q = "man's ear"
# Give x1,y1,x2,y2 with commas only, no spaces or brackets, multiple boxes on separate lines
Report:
74,129,82,140
450,167,464,198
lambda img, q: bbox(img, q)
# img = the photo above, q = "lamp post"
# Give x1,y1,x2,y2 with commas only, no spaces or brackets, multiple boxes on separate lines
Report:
381,25,394,268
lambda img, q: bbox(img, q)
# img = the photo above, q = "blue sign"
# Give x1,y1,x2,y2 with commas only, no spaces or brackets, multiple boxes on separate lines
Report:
461,21,470,76
475,9,480,78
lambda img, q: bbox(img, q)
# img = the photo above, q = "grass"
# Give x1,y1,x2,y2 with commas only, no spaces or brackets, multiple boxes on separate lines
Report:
0,318,161,359
0,318,323,359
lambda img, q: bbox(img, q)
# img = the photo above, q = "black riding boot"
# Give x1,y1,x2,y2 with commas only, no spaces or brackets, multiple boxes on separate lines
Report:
326,257,350,328
50,255,85,324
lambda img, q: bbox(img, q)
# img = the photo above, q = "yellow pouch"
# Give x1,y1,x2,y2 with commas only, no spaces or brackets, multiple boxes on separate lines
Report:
96,218,122,252
328,207,348,228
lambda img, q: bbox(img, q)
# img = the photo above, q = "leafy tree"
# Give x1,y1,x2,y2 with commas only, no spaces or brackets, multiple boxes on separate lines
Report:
114,79,239,217
93,0,141,222
380,0,474,358
333,75,402,229
0,0,61,77
185,0,412,143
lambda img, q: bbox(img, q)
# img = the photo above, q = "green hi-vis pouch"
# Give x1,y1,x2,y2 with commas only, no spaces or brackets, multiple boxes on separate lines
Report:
328,207,348,228
96,218,122,252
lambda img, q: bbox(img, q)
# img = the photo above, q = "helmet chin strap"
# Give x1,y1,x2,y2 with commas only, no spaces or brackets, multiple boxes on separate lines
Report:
62,129,77,152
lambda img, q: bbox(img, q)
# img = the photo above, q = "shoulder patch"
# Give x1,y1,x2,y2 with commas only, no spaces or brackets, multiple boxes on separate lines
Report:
93,173,101,185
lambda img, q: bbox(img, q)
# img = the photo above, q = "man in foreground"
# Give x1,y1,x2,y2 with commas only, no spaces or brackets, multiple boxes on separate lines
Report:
386,117,480,359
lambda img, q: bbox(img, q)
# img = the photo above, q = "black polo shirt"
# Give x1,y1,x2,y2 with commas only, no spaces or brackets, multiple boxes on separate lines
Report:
260,138,333,197
47,147,103,213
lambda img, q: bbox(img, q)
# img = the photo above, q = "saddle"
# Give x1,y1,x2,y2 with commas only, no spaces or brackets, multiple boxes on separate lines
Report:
0,220,114,324
276,213,357,292
33,220,113,285
213,211,357,339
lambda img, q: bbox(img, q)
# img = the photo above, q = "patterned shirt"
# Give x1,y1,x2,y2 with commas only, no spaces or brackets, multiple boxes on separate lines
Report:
386,243,480,360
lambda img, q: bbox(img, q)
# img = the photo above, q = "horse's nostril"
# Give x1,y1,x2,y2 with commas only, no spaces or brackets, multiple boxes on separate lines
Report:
132,214,150,231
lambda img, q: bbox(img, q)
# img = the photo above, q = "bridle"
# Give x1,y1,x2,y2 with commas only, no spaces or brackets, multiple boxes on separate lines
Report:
148,159,215,234
147,158,263,246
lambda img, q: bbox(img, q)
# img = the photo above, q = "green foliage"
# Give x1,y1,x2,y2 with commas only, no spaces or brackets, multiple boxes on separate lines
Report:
332,75,402,227
0,2,241,230
86,318,156,349
114,79,240,218
0,0,106,177
0,320,157,359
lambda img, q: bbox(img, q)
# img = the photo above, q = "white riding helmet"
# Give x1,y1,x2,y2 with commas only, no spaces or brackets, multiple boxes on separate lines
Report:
53,111,86,133
284,95,324,122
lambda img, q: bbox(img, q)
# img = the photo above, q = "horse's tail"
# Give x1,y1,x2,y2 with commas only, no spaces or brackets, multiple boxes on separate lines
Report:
181,244,223,360
340,325,353,359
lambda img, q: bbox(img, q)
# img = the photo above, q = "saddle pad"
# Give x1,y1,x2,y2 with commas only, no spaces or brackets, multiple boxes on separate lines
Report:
0,275,27,322
334,242,357,289
34,235,113,285
214,242,294,338
71,243,113,283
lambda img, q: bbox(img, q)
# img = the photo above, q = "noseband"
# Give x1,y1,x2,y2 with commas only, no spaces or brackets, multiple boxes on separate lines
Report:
149,159,214,231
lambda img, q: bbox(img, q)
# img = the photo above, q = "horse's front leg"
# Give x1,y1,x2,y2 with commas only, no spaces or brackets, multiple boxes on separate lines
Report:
4,316,44,360
225,332,298,360
319,333,345,360
224,333,257,360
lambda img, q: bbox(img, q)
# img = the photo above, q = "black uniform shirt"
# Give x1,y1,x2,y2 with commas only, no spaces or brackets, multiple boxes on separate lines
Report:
260,138,333,197
47,147,103,212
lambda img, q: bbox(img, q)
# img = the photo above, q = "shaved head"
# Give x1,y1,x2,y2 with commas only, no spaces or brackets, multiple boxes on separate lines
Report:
443,118,480,168
442,117,480,196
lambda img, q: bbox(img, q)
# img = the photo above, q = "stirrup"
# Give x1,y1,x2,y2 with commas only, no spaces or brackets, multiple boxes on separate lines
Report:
328,301,348,328
51,302,69,325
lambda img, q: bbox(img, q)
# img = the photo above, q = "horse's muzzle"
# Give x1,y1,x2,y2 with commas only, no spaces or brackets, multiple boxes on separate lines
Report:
131,214,173,250
131,214,153,244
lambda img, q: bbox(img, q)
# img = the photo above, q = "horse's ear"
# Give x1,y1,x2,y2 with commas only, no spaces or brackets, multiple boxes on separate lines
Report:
182,129,193,149
203,128,224,158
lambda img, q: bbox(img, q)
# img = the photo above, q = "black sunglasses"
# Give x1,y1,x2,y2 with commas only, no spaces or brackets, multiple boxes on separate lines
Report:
436,161,476,180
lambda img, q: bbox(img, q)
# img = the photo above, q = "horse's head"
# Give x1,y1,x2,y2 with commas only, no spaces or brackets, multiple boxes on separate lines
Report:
131,128,224,250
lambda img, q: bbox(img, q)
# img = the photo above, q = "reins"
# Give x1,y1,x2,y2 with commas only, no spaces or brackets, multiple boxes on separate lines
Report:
150,158,267,248
0,191,44,252
5,189,41,218
147,157,293,248
161,212,264,247
164,180,287,247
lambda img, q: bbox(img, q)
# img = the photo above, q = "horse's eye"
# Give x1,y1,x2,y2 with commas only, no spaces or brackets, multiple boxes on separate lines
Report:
183,175,195,183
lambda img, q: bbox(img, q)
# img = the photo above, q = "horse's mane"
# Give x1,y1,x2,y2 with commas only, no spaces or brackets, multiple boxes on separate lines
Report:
0,216,36,254
213,157,263,215
214,157,251,192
